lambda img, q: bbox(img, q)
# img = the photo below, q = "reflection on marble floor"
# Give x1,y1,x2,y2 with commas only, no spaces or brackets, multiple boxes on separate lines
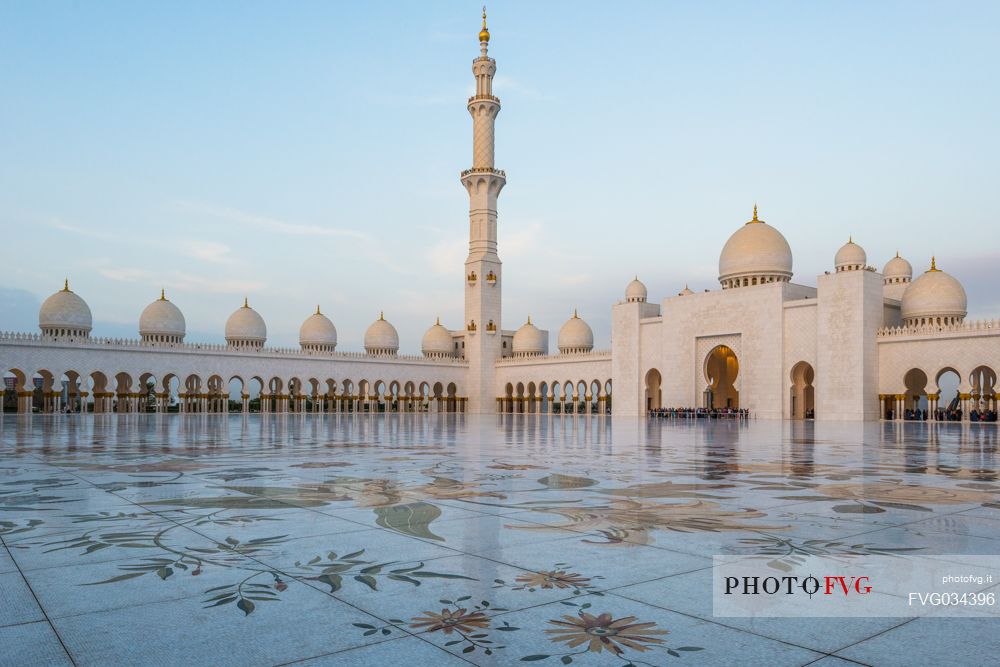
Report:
1,415,999,666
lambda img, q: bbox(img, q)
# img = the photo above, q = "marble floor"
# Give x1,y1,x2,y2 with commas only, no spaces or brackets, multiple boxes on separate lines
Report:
1,415,999,667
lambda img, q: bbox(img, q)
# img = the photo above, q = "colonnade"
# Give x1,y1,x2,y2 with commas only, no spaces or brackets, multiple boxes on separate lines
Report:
880,392,1000,422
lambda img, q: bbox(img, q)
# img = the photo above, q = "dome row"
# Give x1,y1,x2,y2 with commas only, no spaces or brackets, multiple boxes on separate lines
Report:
37,285,597,357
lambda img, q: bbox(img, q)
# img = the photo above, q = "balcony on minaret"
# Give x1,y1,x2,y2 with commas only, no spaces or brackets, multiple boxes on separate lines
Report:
467,271,478,284
461,167,506,178
486,320,496,333
486,271,496,284
467,320,477,333
468,94,500,104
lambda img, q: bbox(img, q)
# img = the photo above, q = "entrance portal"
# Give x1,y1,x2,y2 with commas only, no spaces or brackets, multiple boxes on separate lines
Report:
790,361,815,419
704,345,739,409
644,369,662,413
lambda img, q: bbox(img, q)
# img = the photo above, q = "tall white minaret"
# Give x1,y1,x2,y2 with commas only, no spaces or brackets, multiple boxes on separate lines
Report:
462,7,505,414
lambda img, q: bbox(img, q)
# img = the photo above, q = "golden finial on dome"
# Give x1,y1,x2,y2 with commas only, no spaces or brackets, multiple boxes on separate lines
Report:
379,311,384,320
62,278,70,292
573,308,578,318
435,316,440,325
160,288,166,301
479,5,490,43
527,315,532,325
243,296,249,308
748,204,762,224
316,304,321,315
849,235,853,244
928,256,940,272
896,250,900,258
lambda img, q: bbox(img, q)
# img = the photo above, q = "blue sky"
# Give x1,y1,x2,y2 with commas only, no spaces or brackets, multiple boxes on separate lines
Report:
1,1,998,350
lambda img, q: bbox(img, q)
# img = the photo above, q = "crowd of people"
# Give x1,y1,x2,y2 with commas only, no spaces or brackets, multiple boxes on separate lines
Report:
893,408,998,422
648,407,751,420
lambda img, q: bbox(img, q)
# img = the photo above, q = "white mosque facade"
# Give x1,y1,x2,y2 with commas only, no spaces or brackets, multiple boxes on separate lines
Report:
2,15,999,421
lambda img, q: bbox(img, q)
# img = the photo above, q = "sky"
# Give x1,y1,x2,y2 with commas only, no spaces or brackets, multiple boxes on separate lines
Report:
1,1,998,351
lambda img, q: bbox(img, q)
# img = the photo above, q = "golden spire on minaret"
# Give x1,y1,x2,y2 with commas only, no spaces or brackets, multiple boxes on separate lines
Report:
479,6,490,43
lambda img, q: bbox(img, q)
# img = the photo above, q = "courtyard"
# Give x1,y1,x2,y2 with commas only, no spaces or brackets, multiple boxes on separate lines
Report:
1,415,998,666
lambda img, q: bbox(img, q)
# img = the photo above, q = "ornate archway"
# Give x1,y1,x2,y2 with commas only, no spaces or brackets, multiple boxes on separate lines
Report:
644,369,662,413
704,345,739,409
790,361,815,419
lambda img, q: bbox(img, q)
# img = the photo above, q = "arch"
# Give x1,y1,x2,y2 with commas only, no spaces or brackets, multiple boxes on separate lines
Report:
789,361,815,419
704,345,739,409
969,365,997,415
2,369,26,413
903,368,929,418
549,380,562,413
228,376,245,412
61,370,83,413
644,368,662,414
935,368,962,417
113,372,134,413
342,379,356,412
139,372,158,413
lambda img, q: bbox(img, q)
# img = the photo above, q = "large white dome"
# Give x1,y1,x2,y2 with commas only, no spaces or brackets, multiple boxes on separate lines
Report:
139,290,185,342
834,238,866,271
512,317,545,357
365,312,399,355
625,277,647,303
39,280,92,337
557,310,593,353
299,307,337,351
900,258,967,326
718,206,793,288
225,298,267,348
421,318,453,358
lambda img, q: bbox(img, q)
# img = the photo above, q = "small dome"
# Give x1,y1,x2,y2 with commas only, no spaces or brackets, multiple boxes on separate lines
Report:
900,258,967,326
299,306,337,351
678,285,694,296
422,318,453,358
834,238,867,271
718,206,793,288
512,317,545,356
883,252,913,281
39,280,92,337
558,310,594,353
225,298,267,348
365,312,399,355
139,290,185,342
625,277,647,303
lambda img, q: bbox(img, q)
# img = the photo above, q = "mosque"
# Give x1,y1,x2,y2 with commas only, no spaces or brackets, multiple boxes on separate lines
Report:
2,12,998,421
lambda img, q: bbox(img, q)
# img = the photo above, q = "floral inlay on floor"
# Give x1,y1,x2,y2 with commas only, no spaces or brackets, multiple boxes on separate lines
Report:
2,415,998,666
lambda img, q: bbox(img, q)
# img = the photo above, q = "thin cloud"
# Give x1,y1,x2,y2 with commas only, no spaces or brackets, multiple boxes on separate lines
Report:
99,267,153,282
46,219,118,242
98,265,264,295
178,201,370,241
182,240,236,265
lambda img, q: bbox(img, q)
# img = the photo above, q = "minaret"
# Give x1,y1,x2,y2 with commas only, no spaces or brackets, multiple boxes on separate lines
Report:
462,7,506,413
